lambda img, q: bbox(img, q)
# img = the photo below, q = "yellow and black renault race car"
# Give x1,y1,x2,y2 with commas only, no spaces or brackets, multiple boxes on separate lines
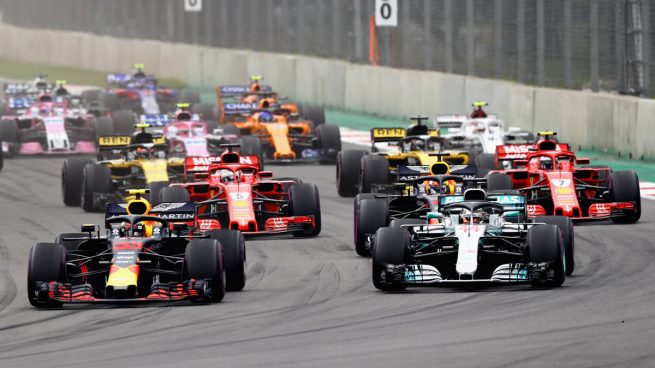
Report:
61,124,184,211
336,117,475,197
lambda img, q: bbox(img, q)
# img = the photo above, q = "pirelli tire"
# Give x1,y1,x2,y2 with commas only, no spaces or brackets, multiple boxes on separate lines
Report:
336,150,367,197
535,216,575,276
111,110,137,135
102,93,120,112
191,103,217,121
62,158,93,207
147,181,170,205
304,105,326,127
185,239,226,303
476,153,498,177
81,89,104,104
180,90,201,104
94,116,114,138
486,172,513,192
372,227,409,291
239,136,264,169
528,224,565,287
0,119,18,146
359,154,391,193
316,124,341,164
159,186,190,203
354,197,389,257
611,170,641,224
206,230,246,292
27,243,67,308
81,163,112,212
289,183,321,237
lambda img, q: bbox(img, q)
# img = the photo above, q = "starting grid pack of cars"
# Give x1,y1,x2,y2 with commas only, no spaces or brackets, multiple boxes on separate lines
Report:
6,68,640,307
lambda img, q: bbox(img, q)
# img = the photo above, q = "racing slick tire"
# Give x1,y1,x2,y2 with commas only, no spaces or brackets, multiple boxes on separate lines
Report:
476,153,498,177
62,158,93,206
55,233,89,251
28,243,66,308
222,123,241,137
372,227,408,291
528,224,565,287
535,216,575,276
94,116,114,137
0,119,18,156
486,173,513,192
289,183,321,237
147,181,170,205
185,239,226,303
355,197,389,257
111,110,137,136
207,230,246,292
159,186,190,203
81,163,112,212
102,92,120,112
359,154,390,193
206,120,219,135
276,177,303,192
304,105,326,127
336,150,367,197
316,124,341,164
611,170,641,224
180,90,201,104
239,136,264,169
81,89,103,104
191,103,217,121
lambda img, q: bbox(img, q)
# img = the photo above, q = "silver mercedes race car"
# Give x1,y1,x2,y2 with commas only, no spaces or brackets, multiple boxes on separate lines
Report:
371,189,573,291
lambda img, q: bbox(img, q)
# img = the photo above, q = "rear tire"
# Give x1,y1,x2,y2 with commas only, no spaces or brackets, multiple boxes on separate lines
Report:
102,93,120,112
528,224,565,287
207,230,246,291
476,153,498,177
111,110,136,135
336,150,367,197
372,227,408,291
316,124,341,164
535,216,575,276
159,186,190,203
191,103,217,121
185,239,225,303
27,243,66,308
147,181,170,205
354,197,389,257
0,119,18,143
81,163,112,212
611,170,641,223
239,136,263,169
304,105,325,127
62,158,92,206
359,155,390,193
487,173,513,192
289,183,321,237
95,116,114,137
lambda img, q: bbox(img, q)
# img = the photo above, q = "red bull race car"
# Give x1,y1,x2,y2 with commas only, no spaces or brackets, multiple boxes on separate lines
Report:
487,132,641,223
28,189,246,307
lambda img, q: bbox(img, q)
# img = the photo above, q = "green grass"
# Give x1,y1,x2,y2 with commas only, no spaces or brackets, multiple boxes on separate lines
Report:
0,57,187,88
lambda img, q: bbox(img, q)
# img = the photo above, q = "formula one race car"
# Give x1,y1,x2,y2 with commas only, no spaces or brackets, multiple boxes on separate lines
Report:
220,106,341,164
27,189,245,307
171,145,321,236
336,117,474,197
371,188,571,291
487,132,641,223
105,64,178,114
0,93,97,156
61,124,184,211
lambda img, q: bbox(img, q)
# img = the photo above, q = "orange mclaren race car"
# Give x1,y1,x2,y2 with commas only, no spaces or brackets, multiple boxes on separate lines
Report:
27,189,246,307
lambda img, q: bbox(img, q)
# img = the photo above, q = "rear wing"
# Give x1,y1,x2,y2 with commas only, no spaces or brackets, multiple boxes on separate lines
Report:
396,164,478,182
217,85,273,97
106,73,131,85
105,202,196,221
97,135,166,149
4,83,30,95
8,96,33,109
370,127,439,144
184,155,260,178
496,143,572,161
140,114,172,127
221,102,258,115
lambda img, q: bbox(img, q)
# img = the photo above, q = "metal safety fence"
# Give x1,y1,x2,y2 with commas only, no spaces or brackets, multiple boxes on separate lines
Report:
0,0,653,96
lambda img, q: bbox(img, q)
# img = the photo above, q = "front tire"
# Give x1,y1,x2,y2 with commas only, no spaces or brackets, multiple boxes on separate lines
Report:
185,239,226,303
359,155,390,193
27,243,66,308
207,230,246,292
528,224,565,287
354,197,389,257
535,216,575,276
81,163,112,212
372,227,409,291
611,170,641,223
289,183,321,237
62,158,92,206
316,124,341,164
336,150,366,197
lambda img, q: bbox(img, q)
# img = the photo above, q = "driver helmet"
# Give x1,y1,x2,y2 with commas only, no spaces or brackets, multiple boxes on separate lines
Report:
135,147,150,160
258,111,274,122
539,157,553,170
410,139,425,151
216,169,235,183
133,223,146,237
424,179,458,195
241,94,258,104
460,209,485,224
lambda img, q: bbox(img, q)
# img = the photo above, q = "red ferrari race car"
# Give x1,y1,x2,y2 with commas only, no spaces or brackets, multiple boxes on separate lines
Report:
169,145,321,236
27,189,245,307
488,132,640,223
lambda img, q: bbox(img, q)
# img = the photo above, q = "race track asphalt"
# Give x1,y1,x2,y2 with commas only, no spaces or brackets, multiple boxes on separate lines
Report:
0,145,654,368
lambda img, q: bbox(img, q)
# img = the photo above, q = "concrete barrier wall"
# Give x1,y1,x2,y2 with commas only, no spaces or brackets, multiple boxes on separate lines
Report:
1,22,653,159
